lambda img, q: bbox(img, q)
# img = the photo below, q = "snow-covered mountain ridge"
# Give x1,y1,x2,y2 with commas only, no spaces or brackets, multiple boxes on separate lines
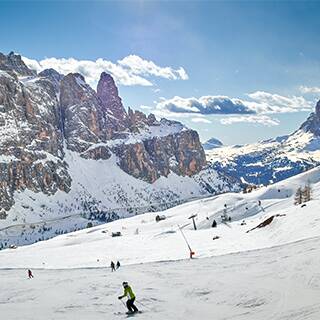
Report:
207,101,320,186
0,52,239,247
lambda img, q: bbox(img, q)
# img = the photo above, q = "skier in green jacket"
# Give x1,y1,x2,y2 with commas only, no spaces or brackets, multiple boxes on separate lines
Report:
118,282,139,314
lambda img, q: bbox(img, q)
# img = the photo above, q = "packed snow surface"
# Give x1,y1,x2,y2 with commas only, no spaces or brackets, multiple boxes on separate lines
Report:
1,166,320,319
1,237,320,320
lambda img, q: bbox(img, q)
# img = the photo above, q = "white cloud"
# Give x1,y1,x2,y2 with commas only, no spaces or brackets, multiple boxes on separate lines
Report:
139,105,152,110
22,56,41,72
176,67,189,80
299,86,320,94
153,91,313,119
118,55,188,81
191,117,212,124
247,91,313,114
220,115,280,126
154,95,254,116
22,55,188,87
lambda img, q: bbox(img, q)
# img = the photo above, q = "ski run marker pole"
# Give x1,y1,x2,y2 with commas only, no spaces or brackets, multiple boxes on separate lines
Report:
178,225,195,258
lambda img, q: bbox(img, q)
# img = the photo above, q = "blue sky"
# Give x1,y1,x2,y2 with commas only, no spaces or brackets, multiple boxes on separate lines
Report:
1,0,320,144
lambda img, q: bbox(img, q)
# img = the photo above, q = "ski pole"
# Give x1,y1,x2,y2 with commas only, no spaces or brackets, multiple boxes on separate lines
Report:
119,299,126,309
136,300,151,311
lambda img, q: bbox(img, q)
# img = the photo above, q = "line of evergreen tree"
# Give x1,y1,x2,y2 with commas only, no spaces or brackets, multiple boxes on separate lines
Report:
294,183,312,205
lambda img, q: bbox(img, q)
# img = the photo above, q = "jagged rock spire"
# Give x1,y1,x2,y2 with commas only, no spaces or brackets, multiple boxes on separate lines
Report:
0,52,36,76
97,72,128,123
316,100,320,116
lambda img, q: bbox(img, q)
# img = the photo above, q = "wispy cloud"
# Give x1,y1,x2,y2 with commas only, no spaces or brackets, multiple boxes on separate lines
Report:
22,55,188,87
299,85,320,94
139,105,152,110
220,115,280,126
191,117,212,124
247,91,313,113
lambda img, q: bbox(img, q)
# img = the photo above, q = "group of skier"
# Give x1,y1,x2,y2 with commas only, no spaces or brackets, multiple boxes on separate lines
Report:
111,260,121,272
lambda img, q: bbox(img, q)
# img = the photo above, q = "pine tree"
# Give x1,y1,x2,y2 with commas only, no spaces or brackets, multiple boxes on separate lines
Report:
294,187,303,205
302,183,312,202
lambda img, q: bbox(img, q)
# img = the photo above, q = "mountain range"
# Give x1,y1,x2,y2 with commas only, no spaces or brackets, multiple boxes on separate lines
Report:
207,100,320,185
0,52,239,247
1,50,319,247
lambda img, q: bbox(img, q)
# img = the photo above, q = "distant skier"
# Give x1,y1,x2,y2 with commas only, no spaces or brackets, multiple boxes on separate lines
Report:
211,219,217,228
27,269,34,279
118,281,139,314
111,261,116,272
116,261,121,269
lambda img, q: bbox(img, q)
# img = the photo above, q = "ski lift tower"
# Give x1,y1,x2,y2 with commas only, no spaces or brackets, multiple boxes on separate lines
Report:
188,214,198,230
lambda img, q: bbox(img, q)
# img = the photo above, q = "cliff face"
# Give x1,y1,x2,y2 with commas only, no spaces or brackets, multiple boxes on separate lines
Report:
97,72,129,135
0,66,70,213
58,69,206,183
0,52,209,215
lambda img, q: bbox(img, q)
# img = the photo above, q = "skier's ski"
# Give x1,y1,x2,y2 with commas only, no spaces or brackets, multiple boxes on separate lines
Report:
126,311,143,317
114,311,143,317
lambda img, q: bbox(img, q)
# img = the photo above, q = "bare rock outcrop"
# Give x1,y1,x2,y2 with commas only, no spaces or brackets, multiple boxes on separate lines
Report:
0,52,207,212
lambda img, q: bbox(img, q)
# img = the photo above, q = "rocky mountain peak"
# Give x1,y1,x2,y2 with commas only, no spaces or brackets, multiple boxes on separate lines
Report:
316,100,320,116
128,107,158,130
0,52,36,77
60,72,105,152
97,72,128,124
299,100,320,136
203,137,223,150
39,68,63,94
60,73,98,107
39,68,63,83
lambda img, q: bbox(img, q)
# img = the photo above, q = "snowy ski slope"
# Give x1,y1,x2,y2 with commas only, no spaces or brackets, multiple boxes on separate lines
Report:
1,166,320,319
